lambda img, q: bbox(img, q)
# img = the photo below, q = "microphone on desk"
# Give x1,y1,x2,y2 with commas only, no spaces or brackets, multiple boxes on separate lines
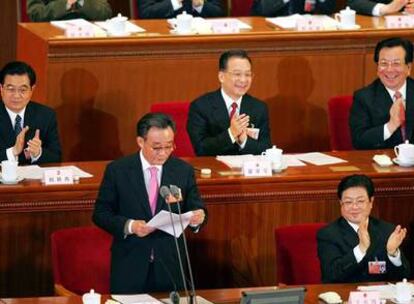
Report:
159,186,190,303
169,185,198,304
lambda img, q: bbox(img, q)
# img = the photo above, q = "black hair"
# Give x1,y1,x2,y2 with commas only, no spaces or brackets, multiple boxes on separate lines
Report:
136,112,176,137
337,174,374,199
0,61,36,86
374,37,413,64
219,49,252,71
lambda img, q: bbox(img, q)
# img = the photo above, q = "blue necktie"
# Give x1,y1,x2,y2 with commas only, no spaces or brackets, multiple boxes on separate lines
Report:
14,115,22,137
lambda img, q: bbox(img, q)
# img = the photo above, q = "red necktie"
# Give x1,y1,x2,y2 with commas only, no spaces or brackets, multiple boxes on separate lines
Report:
394,91,407,142
148,167,158,215
229,102,238,120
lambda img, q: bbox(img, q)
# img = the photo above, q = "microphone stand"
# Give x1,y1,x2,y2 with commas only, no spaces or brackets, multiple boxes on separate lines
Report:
160,186,190,303
170,185,197,304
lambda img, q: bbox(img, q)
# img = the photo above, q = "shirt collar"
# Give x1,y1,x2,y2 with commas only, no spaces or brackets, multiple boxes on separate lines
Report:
221,88,243,111
385,80,407,101
5,106,26,127
139,150,162,172
345,217,369,233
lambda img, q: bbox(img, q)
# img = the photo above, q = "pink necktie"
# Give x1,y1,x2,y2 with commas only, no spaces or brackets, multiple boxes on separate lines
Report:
148,167,158,215
394,91,407,142
229,102,238,120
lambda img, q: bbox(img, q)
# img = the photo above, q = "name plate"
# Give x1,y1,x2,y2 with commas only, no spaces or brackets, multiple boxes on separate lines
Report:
65,23,95,38
210,19,240,34
348,291,381,304
385,15,414,28
44,168,74,185
296,17,324,31
243,160,272,177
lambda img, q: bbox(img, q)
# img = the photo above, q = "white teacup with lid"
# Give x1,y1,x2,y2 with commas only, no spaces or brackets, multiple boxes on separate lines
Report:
395,279,412,303
1,160,18,182
175,11,193,34
261,145,283,169
394,140,414,165
107,13,128,36
82,289,101,304
335,6,356,29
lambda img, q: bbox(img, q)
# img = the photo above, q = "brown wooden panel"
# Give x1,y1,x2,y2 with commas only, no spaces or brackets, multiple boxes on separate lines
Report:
0,0,17,67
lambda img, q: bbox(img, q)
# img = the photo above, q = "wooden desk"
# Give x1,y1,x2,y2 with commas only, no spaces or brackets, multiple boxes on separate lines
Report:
0,283,381,304
16,17,414,161
0,150,413,297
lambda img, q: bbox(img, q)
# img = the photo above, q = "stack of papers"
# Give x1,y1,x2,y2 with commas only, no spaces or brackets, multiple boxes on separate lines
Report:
266,14,338,29
295,152,347,165
147,210,193,237
95,21,146,34
112,294,162,304
17,165,93,180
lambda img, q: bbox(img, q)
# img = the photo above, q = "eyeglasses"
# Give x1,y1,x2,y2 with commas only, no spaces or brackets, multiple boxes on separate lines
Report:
378,59,405,70
341,198,368,208
226,71,254,80
2,85,32,96
150,144,175,154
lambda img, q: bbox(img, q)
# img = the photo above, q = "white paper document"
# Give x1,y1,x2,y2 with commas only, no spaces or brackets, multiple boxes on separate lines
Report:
210,18,252,30
358,283,414,300
266,14,338,29
147,210,194,237
295,152,347,166
18,165,93,180
282,155,306,167
51,18,96,30
216,154,257,168
95,21,146,33
112,294,163,304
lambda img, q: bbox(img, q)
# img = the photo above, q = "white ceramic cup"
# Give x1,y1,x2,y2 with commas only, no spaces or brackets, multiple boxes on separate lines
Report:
1,160,18,182
335,6,356,28
261,145,283,167
394,142,414,164
108,13,127,35
175,12,193,34
395,279,412,303
82,289,101,304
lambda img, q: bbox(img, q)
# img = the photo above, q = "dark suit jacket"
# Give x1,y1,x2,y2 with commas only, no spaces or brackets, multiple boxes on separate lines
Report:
0,101,62,164
347,0,392,15
350,78,414,149
92,153,206,293
27,0,112,22
187,89,272,156
251,0,336,16
138,0,224,19
317,217,410,283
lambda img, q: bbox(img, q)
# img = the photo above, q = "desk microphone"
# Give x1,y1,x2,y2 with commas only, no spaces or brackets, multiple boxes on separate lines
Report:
159,186,189,302
170,185,197,304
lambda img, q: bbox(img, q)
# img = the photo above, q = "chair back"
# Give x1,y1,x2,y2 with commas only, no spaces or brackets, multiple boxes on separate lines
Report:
231,0,254,16
327,95,353,151
129,0,139,18
150,102,195,157
51,226,112,295
275,223,326,285
18,0,30,22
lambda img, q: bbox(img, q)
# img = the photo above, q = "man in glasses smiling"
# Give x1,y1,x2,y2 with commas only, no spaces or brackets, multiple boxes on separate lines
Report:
0,61,61,164
317,174,410,283
350,37,414,149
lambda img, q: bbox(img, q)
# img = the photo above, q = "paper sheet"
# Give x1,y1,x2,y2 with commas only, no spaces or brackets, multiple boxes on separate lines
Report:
282,155,306,167
266,14,338,29
95,21,146,33
17,165,93,180
51,18,97,30
167,17,251,30
147,210,193,237
112,294,163,304
295,152,347,166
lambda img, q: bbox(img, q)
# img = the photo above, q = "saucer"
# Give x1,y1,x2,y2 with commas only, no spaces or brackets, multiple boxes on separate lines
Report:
337,24,361,30
0,176,24,185
393,157,414,167
390,298,414,304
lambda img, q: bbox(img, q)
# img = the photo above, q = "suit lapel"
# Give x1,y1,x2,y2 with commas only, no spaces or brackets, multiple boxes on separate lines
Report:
128,154,153,219
405,79,414,140
212,90,232,130
0,103,15,146
339,218,359,249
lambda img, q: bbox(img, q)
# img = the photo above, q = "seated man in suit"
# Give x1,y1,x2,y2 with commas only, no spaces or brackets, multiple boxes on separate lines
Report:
93,112,206,293
347,0,412,16
138,0,225,19
187,49,272,156
27,0,112,22
251,0,335,16
0,61,61,164
350,37,414,149
317,174,410,283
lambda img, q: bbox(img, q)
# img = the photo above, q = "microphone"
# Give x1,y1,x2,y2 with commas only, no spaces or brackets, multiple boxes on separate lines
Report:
159,186,189,302
169,185,198,304
158,257,180,304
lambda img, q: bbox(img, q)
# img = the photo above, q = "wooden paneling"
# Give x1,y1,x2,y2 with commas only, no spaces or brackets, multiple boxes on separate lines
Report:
17,17,414,161
0,0,17,67
0,150,413,297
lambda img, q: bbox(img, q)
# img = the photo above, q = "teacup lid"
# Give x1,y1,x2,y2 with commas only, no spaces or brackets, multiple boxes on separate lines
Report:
177,11,193,19
399,140,413,146
111,13,127,22
341,6,355,13
84,289,100,296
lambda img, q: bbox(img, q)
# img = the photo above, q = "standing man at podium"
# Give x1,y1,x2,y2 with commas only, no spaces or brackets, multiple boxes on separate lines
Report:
0,61,62,164
93,113,206,293
138,0,224,18
27,0,112,22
